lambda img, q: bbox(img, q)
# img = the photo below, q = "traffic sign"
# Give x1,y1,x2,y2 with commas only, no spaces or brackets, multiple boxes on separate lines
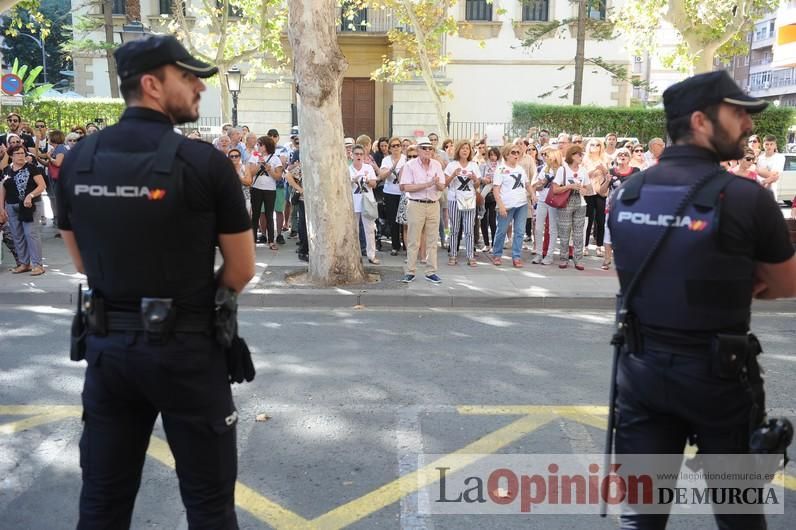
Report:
1,73,23,96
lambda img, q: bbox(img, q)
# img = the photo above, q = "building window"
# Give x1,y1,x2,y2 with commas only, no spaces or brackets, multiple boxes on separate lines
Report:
522,0,549,22
216,0,243,17
466,0,493,21
160,0,172,14
588,0,607,21
341,3,368,31
112,0,125,15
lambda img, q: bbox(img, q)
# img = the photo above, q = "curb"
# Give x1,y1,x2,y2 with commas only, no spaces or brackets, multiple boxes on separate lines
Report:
5,290,794,313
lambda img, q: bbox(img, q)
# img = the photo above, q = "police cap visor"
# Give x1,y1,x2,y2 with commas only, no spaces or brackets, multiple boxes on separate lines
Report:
663,70,768,120
114,35,218,81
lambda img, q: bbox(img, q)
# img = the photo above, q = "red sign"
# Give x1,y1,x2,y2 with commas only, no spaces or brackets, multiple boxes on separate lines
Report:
1,74,23,96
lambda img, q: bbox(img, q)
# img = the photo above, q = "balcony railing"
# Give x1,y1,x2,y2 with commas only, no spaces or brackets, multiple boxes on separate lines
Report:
337,7,409,34
750,56,773,66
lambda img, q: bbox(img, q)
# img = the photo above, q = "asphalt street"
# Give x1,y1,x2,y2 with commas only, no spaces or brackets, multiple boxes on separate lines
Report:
0,307,794,529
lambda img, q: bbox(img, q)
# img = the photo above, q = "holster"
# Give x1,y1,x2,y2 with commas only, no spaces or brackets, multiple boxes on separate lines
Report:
225,336,255,384
140,298,176,344
710,332,759,380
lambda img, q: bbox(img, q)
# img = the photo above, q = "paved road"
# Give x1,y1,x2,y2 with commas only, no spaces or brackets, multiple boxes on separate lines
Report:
1,307,793,529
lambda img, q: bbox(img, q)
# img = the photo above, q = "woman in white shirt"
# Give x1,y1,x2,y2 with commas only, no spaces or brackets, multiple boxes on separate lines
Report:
444,140,481,266
490,144,533,267
530,146,561,265
378,136,406,256
247,136,283,250
551,145,591,270
350,144,380,264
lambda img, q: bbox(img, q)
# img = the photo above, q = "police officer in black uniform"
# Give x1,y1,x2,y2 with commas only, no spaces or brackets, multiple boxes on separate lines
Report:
607,71,796,529
56,36,255,529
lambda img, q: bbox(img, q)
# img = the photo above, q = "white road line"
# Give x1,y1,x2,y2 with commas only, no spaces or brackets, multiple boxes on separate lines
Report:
397,406,433,530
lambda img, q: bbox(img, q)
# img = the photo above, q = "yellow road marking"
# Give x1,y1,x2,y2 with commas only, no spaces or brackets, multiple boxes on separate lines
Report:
146,435,313,529
0,412,78,434
310,413,554,530
0,405,82,435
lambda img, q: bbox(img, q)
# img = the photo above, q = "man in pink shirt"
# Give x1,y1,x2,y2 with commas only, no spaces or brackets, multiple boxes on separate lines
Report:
400,136,446,283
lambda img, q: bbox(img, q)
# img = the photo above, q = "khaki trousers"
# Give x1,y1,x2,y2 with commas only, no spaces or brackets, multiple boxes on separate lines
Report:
405,200,440,274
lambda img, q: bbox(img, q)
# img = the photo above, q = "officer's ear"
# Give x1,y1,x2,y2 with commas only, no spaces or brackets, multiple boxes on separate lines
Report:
138,67,168,101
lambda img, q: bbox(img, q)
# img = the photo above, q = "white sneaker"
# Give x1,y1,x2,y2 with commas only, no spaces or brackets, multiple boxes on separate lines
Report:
531,256,542,264
541,256,554,265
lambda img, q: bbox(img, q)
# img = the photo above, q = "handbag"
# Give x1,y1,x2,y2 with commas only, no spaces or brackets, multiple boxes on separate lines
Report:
362,191,379,220
456,194,476,210
544,188,571,209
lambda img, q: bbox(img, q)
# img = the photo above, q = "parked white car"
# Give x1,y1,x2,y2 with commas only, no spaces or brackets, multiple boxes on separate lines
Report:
780,154,796,205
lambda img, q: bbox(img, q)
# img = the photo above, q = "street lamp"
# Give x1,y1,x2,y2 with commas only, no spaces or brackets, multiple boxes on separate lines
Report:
18,33,47,84
120,21,150,43
225,66,242,127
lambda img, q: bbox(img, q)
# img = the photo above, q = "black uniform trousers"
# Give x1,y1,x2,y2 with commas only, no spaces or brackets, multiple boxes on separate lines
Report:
78,332,238,530
615,345,766,530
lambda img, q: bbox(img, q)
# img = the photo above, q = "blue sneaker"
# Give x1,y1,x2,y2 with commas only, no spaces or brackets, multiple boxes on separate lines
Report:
425,273,442,284
400,274,415,283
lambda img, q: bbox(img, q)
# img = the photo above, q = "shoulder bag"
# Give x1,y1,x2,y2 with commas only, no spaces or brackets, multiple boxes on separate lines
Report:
362,188,379,220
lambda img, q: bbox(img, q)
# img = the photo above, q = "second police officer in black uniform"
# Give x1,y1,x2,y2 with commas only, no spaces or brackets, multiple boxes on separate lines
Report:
607,71,796,529
57,36,256,529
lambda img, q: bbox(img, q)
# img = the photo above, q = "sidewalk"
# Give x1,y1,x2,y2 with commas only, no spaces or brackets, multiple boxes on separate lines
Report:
2,224,794,311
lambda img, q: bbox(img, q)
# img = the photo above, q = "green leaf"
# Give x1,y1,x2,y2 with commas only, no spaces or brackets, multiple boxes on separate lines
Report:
11,58,19,75
17,65,29,82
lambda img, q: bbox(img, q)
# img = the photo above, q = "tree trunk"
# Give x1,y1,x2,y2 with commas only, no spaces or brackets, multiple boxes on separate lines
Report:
218,68,231,125
573,0,587,105
287,0,366,286
103,0,120,98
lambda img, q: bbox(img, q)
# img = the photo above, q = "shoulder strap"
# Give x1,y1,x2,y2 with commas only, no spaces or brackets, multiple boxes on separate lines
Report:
692,171,735,208
75,133,102,173
153,132,184,175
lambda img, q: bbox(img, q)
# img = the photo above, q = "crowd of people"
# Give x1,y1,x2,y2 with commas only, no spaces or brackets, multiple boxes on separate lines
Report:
2,112,794,280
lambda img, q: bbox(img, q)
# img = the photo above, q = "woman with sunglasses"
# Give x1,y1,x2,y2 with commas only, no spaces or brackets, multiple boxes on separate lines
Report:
747,135,762,157
531,146,561,264
552,145,591,270
350,144,380,264
379,136,406,255
601,147,639,270
491,144,532,267
228,149,252,216
582,138,611,257
444,140,480,266
0,144,47,275
65,132,81,149
630,143,649,170
729,147,761,182
478,146,500,252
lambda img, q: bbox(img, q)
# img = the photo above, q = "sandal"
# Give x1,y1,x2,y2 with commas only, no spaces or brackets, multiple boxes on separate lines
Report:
368,258,381,265
468,259,478,267
491,256,502,266
30,265,45,276
10,264,31,274
600,260,612,271
268,243,278,251
448,257,457,266
596,247,604,258
512,259,523,268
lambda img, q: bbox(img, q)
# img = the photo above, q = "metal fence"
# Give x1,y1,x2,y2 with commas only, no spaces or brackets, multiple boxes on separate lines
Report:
447,120,531,142
176,116,223,141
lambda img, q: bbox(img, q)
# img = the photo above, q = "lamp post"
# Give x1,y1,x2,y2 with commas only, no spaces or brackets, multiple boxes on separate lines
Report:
120,20,150,43
18,33,47,84
225,66,242,127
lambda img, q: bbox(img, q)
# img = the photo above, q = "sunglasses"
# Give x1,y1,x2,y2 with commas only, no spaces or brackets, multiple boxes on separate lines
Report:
67,139,77,143
390,144,401,148
743,156,755,161
419,146,433,151
617,154,629,158
36,125,46,129
633,149,644,153
228,154,241,159
510,150,520,155
749,139,760,143
7,118,19,123
407,154,417,159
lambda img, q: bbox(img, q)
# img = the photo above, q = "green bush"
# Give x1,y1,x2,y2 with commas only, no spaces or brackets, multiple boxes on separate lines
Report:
10,98,125,131
512,103,795,147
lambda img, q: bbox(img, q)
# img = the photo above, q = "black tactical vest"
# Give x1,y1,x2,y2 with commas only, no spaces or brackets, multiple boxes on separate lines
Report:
69,130,217,311
608,171,755,331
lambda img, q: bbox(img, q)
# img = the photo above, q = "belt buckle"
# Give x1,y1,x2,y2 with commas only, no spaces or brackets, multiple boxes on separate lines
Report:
140,298,175,343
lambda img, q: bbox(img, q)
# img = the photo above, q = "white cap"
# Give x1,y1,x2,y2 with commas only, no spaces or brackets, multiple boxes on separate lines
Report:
344,137,355,146
416,136,432,147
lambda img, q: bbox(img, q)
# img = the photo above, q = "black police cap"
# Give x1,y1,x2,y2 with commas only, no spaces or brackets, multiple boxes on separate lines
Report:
663,70,768,120
114,35,218,81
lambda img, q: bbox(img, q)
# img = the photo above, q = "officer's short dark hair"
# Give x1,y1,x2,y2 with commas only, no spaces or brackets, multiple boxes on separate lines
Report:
48,129,65,144
666,104,720,144
119,67,167,104
763,135,777,143
258,135,276,155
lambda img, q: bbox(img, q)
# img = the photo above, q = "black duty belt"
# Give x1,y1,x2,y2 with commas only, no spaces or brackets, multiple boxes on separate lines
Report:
408,198,435,203
642,336,711,357
92,311,212,334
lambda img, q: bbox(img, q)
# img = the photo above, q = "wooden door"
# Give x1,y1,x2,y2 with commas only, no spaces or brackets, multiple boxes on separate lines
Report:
341,78,375,140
